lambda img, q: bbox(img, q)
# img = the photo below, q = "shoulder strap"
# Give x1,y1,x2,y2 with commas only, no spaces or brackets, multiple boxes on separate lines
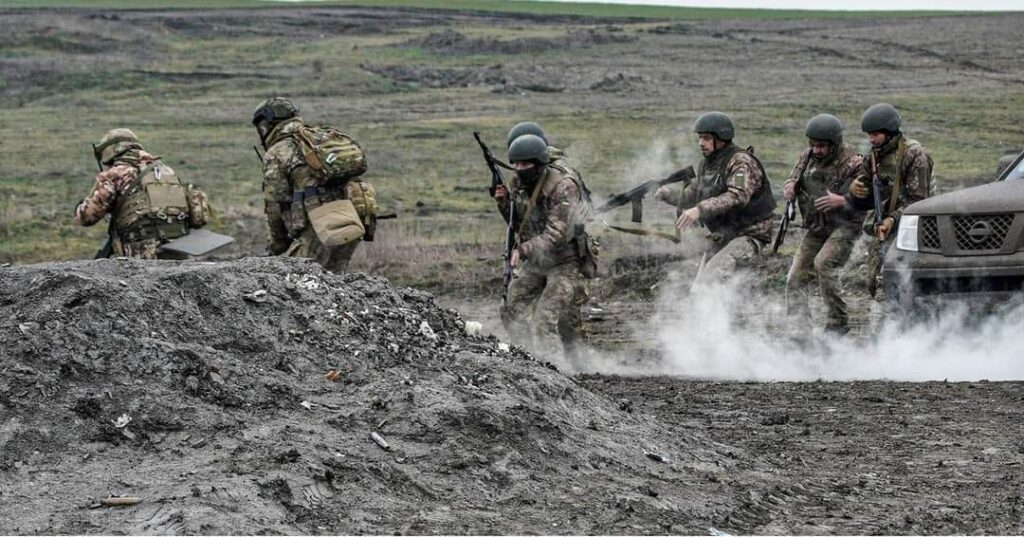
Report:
887,137,908,214
516,172,550,238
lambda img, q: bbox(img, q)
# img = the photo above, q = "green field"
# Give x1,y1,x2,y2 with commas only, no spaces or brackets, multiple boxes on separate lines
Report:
1,4,1021,292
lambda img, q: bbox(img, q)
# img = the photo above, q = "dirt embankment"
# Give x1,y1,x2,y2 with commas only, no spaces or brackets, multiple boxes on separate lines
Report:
0,258,741,534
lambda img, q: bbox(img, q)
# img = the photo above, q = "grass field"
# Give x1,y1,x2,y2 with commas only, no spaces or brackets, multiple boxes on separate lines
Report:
1,4,1021,292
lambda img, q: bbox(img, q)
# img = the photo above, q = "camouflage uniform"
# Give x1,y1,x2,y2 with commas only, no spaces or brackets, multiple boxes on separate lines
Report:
497,160,591,364
661,143,776,288
260,117,360,272
74,150,207,260
850,135,933,295
783,144,865,331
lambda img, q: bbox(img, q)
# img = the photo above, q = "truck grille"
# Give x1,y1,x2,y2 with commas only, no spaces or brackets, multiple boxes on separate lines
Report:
919,216,940,250
952,214,1014,251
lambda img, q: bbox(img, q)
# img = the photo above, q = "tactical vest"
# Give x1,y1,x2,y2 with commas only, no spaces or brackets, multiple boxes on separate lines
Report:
872,136,925,216
114,161,192,244
796,144,860,231
696,144,776,235
513,163,591,266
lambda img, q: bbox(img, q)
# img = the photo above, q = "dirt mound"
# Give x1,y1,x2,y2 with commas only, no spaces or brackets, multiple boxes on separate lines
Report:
402,27,636,56
0,258,740,534
363,63,507,88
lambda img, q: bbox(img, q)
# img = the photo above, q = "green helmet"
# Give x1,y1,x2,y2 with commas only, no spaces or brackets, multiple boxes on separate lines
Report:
805,114,844,145
693,111,734,141
860,103,901,133
508,134,550,164
252,97,299,127
95,128,142,165
506,121,547,149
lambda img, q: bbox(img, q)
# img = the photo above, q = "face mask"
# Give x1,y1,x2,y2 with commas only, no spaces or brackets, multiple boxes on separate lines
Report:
256,121,271,145
515,165,543,186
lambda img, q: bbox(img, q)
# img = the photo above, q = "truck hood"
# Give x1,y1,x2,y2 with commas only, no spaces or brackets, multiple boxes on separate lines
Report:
906,179,1024,215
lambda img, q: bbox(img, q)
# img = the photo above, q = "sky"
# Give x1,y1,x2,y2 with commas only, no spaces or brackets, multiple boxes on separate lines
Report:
548,0,1021,11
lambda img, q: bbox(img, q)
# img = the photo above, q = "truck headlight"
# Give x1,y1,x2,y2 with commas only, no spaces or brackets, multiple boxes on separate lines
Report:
895,215,919,252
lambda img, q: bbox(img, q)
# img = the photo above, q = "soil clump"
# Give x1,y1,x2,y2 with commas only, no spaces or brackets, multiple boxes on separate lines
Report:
0,257,738,534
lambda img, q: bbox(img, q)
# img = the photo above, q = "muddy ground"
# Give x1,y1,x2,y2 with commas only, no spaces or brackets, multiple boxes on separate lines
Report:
2,257,1022,535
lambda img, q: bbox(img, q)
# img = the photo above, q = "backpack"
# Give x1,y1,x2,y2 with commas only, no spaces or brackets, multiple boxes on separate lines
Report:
115,161,209,243
294,125,367,182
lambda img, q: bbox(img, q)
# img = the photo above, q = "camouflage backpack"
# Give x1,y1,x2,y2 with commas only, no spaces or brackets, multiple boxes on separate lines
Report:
294,125,367,182
114,161,210,244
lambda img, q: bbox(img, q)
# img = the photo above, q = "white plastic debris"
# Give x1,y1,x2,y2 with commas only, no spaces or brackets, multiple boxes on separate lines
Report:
112,414,132,428
299,400,314,410
243,289,268,303
464,321,483,336
418,321,438,341
497,342,510,352
296,275,320,290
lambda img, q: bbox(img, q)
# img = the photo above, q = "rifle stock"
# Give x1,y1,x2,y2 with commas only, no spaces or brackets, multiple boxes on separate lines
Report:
770,200,797,254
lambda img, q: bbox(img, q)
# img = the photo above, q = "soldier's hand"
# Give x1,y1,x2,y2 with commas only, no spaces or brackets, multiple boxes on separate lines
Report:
493,184,509,200
850,179,870,198
654,185,672,202
783,181,796,201
675,207,700,231
876,217,895,241
814,191,846,212
510,248,521,268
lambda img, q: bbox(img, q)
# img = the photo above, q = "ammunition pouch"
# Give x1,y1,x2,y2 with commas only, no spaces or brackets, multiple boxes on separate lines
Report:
308,199,365,248
114,161,193,245
573,224,599,279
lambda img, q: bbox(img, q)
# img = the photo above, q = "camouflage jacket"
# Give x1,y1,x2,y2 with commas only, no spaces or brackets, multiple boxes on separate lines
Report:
260,117,318,254
74,150,160,227
849,134,933,226
784,144,865,233
662,143,775,244
496,162,588,269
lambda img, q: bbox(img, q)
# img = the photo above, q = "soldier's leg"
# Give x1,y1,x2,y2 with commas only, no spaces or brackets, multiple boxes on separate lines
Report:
814,226,858,332
503,269,547,348
691,236,760,291
317,240,360,273
284,227,319,259
785,231,826,319
533,263,586,367
555,266,589,365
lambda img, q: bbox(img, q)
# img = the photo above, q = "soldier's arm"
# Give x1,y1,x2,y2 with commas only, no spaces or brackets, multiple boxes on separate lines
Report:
834,154,865,217
890,147,933,223
845,160,875,212
73,167,128,226
783,151,808,200
262,148,293,255
696,154,761,220
494,185,512,224
517,178,577,261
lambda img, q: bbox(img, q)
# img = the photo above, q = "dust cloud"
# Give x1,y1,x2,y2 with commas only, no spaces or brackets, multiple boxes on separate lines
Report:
652,270,1024,382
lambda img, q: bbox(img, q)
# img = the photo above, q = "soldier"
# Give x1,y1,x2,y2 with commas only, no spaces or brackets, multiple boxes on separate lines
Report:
655,112,776,288
492,134,596,366
506,121,571,165
74,128,210,259
254,97,375,273
847,103,933,297
783,114,865,333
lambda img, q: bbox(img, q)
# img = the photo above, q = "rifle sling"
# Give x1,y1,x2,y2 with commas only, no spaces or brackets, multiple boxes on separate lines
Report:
604,224,681,244
515,172,549,239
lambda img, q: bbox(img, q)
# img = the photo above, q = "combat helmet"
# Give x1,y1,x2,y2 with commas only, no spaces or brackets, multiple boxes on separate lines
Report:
508,134,550,164
94,128,142,166
506,121,547,149
805,114,844,145
252,97,299,127
693,112,734,142
860,103,901,134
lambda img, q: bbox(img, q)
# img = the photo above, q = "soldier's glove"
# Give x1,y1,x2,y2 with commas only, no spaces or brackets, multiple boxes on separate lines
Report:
849,179,870,198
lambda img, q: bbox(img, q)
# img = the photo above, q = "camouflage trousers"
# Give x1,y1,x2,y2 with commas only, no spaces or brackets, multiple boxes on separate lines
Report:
691,234,765,291
502,262,589,367
283,226,359,274
785,225,858,331
121,239,188,260
864,236,893,299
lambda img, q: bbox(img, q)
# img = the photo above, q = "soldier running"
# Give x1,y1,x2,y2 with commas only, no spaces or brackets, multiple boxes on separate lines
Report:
783,114,865,333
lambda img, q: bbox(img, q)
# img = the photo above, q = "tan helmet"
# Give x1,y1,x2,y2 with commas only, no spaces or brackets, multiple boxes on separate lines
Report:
95,128,142,165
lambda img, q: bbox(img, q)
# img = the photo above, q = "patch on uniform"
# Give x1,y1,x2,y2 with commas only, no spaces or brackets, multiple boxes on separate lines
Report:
733,172,746,189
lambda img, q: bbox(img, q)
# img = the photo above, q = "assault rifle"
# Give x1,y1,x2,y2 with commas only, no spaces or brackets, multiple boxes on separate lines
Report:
92,144,118,259
771,200,797,254
596,165,695,224
473,131,516,308
870,154,891,239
